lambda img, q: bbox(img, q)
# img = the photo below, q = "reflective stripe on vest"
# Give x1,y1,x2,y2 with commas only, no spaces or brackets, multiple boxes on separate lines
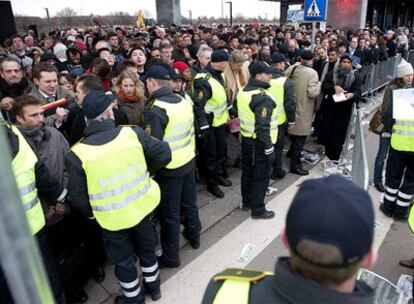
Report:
11,125,45,235
268,77,287,125
194,73,229,127
213,272,274,304
154,95,195,169
237,88,278,144
409,206,414,233
71,127,160,231
391,119,414,152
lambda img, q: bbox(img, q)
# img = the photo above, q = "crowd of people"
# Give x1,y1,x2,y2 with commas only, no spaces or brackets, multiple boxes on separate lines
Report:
0,21,413,304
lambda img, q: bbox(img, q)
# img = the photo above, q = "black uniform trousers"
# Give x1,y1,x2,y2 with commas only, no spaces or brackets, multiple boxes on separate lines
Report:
199,124,227,186
272,124,286,174
383,147,414,217
156,169,202,264
241,138,273,216
102,216,160,304
289,135,307,171
0,228,65,304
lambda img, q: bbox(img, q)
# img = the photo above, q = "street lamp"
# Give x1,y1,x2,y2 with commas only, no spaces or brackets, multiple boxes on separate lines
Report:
226,1,233,26
44,8,51,34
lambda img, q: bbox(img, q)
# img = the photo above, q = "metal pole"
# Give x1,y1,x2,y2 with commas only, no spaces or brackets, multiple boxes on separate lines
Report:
189,10,192,25
311,21,316,52
44,8,51,34
0,126,55,304
226,1,233,26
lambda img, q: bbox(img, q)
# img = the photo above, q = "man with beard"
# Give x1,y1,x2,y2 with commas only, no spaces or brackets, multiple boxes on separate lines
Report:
320,55,361,161
0,57,34,121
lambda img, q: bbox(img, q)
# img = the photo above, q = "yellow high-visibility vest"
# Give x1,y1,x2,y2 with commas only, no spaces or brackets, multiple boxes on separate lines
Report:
11,125,45,235
237,88,278,144
268,77,287,125
71,127,160,231
212,268,274,304
154,95,195,169
391,120,414,152
193,73,230,127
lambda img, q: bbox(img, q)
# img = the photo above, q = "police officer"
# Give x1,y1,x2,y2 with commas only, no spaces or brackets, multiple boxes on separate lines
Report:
192,49,232,198
379,59,414,220
202,175,376,303
141,65,202,268
1,123,67,303
65,91,171,303
269,53,296,180
237,61,277,219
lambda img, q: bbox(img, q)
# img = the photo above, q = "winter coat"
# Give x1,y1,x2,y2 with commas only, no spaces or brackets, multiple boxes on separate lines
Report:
284,63,321,136
319,68,361,147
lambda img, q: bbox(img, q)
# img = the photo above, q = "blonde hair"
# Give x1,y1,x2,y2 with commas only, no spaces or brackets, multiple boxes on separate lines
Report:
114,70,145,99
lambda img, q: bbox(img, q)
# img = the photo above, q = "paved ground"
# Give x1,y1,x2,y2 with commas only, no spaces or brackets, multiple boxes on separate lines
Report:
85,94,414,304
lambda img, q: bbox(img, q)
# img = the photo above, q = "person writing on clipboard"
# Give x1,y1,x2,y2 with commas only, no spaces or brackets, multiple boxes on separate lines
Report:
319,54,361,161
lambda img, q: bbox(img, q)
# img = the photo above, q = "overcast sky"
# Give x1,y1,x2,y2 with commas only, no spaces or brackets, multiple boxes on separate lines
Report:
9,0,281,20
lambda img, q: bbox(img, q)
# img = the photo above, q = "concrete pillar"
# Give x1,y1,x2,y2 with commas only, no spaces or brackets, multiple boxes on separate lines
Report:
327,0,369,31
156,0,182,26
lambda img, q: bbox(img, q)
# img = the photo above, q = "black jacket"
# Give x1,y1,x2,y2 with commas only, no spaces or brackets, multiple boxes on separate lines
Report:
239,79,275,152
65,119,171,217
192,64,229,127
272,69,296,124
141,86,195,177
202,258,374,304
319,69,361,147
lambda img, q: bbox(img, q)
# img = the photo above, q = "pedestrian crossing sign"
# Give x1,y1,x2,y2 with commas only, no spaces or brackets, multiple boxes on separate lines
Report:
304,0,327,21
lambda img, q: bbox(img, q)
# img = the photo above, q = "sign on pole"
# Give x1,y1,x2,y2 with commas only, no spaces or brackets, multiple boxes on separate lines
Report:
303,0,327,21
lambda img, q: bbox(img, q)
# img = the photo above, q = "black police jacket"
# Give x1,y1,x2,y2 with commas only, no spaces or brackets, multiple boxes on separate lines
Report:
141,86,196,177
65,119,171,218
239,78,275,152
202,257,375,304
272,69,296,124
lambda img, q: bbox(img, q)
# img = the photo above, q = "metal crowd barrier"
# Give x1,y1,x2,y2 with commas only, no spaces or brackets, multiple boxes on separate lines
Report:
338,104,369,191
351,108,369,190
340,50,414,191
408,50,414,66
359,51,414,97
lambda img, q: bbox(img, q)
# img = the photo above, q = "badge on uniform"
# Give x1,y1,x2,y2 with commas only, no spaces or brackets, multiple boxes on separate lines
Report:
261,107,267,117
198,90,204,100
145,124,152,135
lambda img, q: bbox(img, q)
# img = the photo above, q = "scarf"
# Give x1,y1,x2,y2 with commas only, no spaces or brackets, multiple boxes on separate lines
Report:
0,77,30,97
333,66,355,91
118,89,139,103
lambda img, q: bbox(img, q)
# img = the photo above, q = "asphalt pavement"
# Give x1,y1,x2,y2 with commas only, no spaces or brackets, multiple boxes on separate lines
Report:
85,93,414,304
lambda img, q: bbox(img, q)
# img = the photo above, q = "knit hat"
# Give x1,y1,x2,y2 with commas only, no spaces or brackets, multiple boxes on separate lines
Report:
172,61,190,72
397,60,414,78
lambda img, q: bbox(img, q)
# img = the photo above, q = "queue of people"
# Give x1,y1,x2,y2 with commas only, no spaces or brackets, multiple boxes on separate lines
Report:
0,22,413,304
